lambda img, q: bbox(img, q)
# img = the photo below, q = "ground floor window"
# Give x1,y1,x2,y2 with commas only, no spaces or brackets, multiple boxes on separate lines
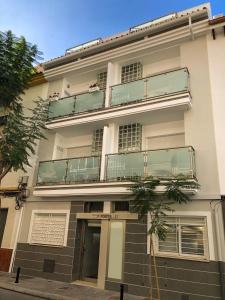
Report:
155,216,209,259
113,201,129,212
28,210,69,247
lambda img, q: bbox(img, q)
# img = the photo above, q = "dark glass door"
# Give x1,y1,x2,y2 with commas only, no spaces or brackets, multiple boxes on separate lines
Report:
0,209,8,247
81,221,101,281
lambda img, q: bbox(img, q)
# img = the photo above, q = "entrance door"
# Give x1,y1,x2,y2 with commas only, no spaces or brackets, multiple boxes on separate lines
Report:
0,209,8,247
80,220,101,282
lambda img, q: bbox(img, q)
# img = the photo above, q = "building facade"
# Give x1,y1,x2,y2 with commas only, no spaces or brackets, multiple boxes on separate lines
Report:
10,3,225,300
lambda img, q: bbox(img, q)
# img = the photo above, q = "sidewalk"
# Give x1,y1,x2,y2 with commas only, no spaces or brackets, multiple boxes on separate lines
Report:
0,272,145,300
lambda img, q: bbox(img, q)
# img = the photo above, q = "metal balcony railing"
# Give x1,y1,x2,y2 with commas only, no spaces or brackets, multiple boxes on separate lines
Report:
106,146,195,181
110,68,189,106
36,156,101,185
47,90,105,120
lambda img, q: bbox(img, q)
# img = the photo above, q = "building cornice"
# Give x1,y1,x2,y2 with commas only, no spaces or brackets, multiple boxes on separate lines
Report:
44,19,209,80
44,6,209,71
28,72,47,87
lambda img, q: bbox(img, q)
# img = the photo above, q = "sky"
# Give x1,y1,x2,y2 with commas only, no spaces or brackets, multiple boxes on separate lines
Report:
1,0,225,62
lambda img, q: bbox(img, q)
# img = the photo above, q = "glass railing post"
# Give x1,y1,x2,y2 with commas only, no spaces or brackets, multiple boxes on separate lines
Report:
144,78,148,99
73,97,76,114
64,160,69,184
143,151,148,177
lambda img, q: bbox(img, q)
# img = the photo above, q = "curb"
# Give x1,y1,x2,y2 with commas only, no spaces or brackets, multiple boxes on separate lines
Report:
0,282,78,300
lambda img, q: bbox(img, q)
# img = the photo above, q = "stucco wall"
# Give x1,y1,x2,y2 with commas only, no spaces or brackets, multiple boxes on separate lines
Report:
181,36,220,199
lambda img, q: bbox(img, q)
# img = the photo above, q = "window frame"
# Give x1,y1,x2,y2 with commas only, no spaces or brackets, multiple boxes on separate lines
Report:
121,62,142,84
118,123,142,153
148,211,214,261
28,210,70,247
92,128,104,155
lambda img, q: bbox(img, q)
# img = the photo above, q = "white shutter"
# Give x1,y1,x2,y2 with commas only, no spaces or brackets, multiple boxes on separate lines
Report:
30,213,67,246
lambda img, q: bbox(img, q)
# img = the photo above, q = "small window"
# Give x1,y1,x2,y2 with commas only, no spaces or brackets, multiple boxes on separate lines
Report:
84,202,104,212
29,211,69,247
156,216,208,259
118,123,142,152
121,62,142,83
92,129,103,155
113,201,129,212
97,71,107,89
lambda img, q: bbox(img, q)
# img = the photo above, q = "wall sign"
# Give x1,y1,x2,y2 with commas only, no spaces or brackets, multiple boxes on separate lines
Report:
76,212,138,220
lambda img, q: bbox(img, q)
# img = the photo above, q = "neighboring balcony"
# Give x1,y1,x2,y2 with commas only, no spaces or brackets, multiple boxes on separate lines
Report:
106,146,195,181
34,146,196,197
46,68,191,129
47,90,105,120
110,68,189,106
36,156,101,185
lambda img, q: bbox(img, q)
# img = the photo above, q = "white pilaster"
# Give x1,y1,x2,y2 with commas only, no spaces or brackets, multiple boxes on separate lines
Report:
105,62,120,107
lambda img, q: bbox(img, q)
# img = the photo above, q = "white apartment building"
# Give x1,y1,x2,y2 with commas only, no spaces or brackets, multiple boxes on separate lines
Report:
10,3,225,299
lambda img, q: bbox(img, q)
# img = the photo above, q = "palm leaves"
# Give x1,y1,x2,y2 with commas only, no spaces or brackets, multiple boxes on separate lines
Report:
130,176,199,240
130,176,199,299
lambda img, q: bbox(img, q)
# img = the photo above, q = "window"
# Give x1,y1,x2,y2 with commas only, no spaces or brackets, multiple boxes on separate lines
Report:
28,211,69,247
156,216,208,258
84,202,104,212
121,62,142,83
118,123,142,152
113,201,129,212
97,71,107,89
92,129,103,155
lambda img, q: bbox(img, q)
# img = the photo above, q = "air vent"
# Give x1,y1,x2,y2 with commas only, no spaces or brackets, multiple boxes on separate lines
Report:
43,259,55,273
181,294,189,300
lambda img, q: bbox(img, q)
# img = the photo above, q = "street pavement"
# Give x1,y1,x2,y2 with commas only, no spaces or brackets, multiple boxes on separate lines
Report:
0,272,145,300
0,288,44,300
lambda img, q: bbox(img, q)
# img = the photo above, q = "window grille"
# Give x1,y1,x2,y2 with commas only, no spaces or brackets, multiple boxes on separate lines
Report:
92,129,103,154
29,212,68,246
121,62,142,83
118,123,142,152
157,216,208,258
97,71,107,89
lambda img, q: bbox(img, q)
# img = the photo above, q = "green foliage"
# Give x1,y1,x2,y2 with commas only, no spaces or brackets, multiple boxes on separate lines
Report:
0,31,47,183
0,31,39,110
130,176,199,240
0,99,48,176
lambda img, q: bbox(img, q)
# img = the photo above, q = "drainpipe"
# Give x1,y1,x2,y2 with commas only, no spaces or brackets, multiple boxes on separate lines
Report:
213,198,225,300
9,206,24,273
188,15,195,41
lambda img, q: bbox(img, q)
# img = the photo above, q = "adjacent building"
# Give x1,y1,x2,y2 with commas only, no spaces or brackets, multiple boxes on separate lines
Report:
8,3,225,300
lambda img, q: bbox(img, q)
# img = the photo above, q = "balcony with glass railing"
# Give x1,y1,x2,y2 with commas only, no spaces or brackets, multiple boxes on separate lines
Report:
110,68,189,106
47,90,105,120
106,146,195,181
36,147,195,187
36,156,101,185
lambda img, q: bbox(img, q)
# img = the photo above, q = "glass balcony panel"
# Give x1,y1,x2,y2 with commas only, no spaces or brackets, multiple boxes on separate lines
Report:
37,160,68,185
111,79,145,106
147,69,188,98
48,96,75,119
66,156,100,183
147,147,194,178
107,152,145,181
75,90,104,113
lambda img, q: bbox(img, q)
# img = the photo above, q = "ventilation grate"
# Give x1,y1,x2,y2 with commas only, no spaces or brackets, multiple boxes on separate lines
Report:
43,259,55,273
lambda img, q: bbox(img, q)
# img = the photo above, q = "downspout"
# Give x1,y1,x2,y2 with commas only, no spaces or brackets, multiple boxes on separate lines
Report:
212,199,225,300
9,206,24,273
188,15,195,40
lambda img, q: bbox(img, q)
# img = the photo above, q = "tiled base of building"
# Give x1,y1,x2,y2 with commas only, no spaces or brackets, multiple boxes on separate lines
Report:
13,201,225,300
0,248,12,272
